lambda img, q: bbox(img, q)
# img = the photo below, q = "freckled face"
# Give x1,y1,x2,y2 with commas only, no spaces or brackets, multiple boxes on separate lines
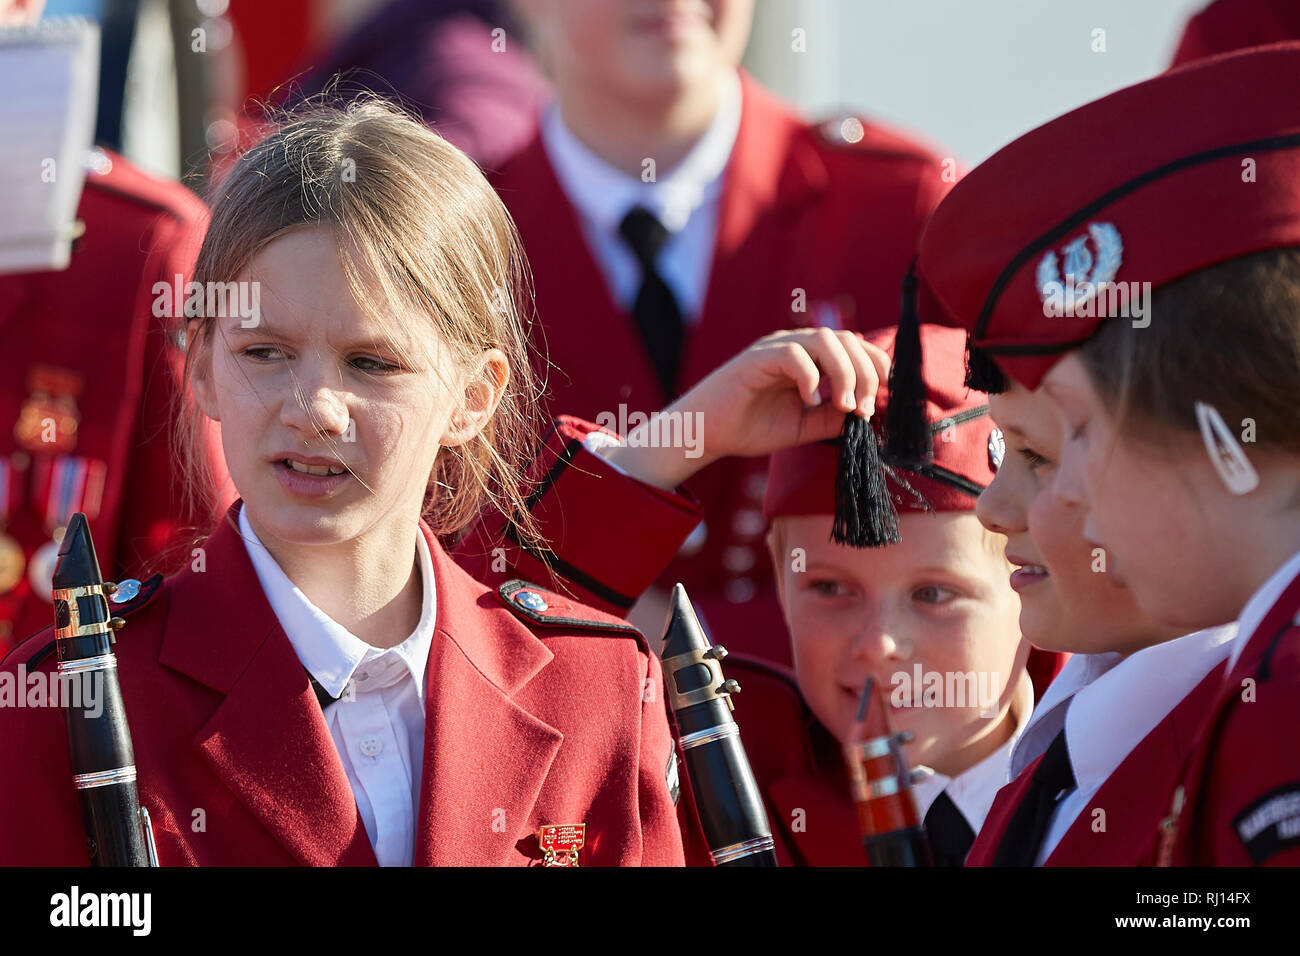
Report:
977,379,1180,655
772,512,1021,774
193,226,461,550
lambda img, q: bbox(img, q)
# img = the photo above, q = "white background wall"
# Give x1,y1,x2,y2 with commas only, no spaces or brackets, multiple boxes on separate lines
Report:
744,0,1208,165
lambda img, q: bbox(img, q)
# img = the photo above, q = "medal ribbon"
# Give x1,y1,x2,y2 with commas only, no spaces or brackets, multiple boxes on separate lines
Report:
33,455,107,530
0,457,21,526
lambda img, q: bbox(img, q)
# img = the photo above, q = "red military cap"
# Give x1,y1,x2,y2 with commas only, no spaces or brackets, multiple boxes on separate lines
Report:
763,323,1000,535
904,41,1300,395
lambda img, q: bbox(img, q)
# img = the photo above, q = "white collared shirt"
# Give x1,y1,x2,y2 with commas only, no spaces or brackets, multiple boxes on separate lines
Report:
1228,547,1300,671
1010,624,1237,865
910,671,1036,836
238,507,437,867
539,69,743,322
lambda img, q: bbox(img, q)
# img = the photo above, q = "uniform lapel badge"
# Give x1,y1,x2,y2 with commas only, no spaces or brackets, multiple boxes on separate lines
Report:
15,365,84,454
536,823,586,867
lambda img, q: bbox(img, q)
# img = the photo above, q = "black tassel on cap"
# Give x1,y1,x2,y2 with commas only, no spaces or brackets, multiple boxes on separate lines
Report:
963,336,1007,394
884,260,932,464
832,413,901,548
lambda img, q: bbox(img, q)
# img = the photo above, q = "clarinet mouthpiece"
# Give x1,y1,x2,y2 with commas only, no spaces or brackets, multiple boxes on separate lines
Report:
52,513,104,590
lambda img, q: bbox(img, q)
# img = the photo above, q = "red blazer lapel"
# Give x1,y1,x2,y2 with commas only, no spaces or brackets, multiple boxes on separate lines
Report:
1171,574,1300,863
159,505,377,866
413,530,564,865
1038,663,1226,866
495,72,831,417
965,762,1038,866
685,71,829,390
492,135,664,417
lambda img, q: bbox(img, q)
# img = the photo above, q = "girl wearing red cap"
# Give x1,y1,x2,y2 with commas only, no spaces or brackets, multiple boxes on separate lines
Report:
969,377,1233,865
1046,258,1300,868
899,43,1300,866
0,98,887,867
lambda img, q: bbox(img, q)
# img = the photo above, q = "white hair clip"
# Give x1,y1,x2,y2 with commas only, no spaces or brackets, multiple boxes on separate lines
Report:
1195,401,1259,496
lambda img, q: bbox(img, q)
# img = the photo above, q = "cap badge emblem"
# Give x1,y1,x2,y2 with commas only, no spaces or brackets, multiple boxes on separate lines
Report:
1036,222,1123,312
988,428,1005,471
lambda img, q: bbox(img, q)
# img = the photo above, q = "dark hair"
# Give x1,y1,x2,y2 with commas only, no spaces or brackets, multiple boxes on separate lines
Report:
1078,247,1300,454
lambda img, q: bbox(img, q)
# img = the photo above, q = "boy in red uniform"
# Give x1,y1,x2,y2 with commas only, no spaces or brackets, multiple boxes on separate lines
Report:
721,324,1059,866
494,0,953,666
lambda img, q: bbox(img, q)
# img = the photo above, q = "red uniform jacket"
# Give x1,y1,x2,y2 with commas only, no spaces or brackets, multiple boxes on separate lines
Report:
728,650,1067,867
966,663,1226,866
0,150,213,648
0,416,714,866
1164,568,1300,866
491,71,952,667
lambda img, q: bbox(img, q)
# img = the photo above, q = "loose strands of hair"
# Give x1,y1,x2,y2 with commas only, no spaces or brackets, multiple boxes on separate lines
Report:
177,93,551,562
1079,247,1300,455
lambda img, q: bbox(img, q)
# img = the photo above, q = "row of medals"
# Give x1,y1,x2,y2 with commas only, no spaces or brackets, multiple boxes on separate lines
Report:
0,448,68,602
1,385,89,601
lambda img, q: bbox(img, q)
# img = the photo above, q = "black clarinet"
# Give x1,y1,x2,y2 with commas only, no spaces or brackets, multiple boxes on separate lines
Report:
51,512,157,866
660,584,778,867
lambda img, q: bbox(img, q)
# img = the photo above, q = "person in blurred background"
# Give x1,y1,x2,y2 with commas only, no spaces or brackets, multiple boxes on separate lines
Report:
289,0,547,168
1171,0,1300,67
0,0,222,649
494,0,953,664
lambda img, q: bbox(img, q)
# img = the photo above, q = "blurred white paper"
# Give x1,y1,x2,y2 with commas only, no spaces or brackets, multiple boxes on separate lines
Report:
0,17,100,275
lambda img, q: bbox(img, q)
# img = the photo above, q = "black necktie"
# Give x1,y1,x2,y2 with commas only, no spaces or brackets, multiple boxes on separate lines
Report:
993,730,1075,866
618,206,684,398
923,790,976,867
307,669,339,709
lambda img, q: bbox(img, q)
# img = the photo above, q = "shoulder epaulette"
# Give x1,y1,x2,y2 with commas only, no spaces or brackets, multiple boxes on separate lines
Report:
814,113,942,163
83,149,205,223
0,573,165,671
110,573,165,617
497,579,642,638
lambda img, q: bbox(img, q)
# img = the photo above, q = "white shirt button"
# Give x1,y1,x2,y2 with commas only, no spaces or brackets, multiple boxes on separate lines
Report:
359,734,383,758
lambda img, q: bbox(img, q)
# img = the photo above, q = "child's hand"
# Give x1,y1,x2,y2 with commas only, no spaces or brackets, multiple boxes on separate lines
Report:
597,329,889,489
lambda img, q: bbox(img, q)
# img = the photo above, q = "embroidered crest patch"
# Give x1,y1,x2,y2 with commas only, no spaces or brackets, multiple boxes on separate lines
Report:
1036,222,1123,313
1233,782,1300,863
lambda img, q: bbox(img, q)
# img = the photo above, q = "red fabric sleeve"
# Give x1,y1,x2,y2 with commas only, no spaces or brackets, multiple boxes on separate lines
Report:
452,415,703,616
